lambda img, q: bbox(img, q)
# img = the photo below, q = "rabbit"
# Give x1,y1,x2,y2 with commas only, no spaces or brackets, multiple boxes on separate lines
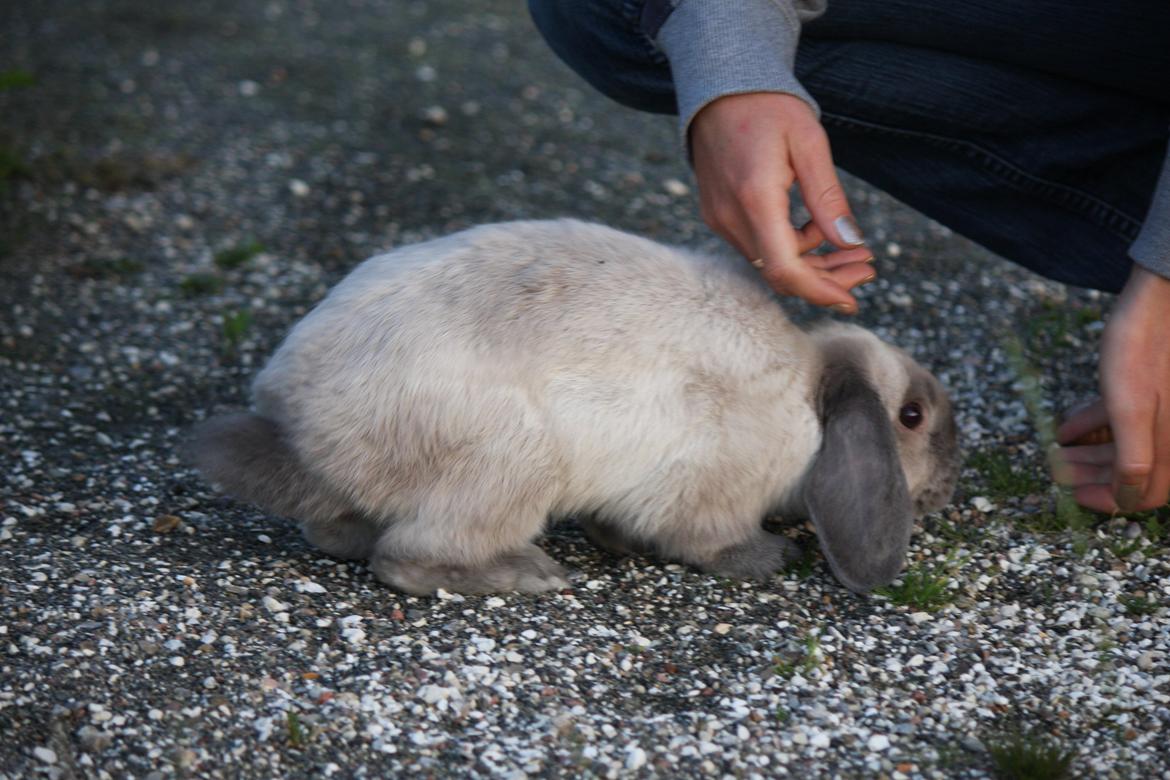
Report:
190,219,960,596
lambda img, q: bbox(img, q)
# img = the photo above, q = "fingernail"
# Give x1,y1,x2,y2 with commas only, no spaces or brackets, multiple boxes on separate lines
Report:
864,255,876,264
829,303,854,315
834,215,864,247
1116,483,1143,512
859,273,876,286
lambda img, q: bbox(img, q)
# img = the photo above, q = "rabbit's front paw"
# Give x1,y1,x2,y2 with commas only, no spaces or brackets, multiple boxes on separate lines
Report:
699,530,801,580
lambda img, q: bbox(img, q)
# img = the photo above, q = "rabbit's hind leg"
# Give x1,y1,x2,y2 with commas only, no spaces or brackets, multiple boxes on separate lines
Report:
366,428,567,594
302,511,381,560
371,543,569,595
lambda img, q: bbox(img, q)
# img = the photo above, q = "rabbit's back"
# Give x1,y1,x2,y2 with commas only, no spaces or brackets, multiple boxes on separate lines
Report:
253,220,820,520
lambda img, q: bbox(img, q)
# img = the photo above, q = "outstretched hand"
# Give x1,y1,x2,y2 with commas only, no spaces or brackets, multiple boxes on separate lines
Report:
1056,265,1170,512
689,92,875,313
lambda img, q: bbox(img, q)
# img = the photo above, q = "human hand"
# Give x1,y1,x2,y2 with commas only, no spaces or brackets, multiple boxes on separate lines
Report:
689,92,875,313
1055,265,1170,512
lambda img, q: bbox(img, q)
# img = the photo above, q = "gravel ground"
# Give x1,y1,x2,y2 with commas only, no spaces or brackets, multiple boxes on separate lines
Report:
2,1,1168,778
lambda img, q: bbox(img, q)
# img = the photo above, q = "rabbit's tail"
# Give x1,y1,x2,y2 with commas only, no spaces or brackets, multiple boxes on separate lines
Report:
188,412,350,522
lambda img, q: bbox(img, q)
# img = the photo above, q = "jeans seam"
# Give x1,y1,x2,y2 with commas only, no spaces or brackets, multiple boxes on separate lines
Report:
625,0,670,66
822,111,1146,242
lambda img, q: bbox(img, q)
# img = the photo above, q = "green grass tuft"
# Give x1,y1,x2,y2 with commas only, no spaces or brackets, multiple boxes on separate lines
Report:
875,562,954,612
772,629,821,679
968,450,1047,498
221,309,252,354
0,146,29,188
1002,336,1093,543
286,711,307,746
67,257,146,280
0,69,36,90
784,545,818,580
1118,594,1159,616
179,273,223,297
986,731,1075,780
214,240,265,269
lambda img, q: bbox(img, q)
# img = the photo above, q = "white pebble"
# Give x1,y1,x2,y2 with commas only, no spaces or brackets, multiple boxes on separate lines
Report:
868,734,891,752
288,179,310,197
422,106,448,126
713,623,732,635
625,746,647,770
34,747,57,764
662,178,690,197
262,596,287,613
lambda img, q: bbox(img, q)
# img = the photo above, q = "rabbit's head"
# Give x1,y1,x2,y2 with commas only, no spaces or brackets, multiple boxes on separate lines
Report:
801,323,960,593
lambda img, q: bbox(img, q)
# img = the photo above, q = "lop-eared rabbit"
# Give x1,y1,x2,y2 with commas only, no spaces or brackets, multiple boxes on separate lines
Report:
191,220,960,595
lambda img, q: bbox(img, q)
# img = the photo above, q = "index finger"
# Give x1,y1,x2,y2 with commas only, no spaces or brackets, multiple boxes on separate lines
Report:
752,193,858,313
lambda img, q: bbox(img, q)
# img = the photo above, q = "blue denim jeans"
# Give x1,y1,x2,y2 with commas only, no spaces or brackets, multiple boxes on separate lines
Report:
529,0,1170,293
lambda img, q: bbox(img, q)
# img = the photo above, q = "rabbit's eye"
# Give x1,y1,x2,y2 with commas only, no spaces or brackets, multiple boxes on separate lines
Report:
899,402,924,429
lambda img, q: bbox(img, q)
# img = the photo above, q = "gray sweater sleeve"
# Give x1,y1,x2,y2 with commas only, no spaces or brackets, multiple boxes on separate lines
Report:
654,0,827,141
1129,151,1170,279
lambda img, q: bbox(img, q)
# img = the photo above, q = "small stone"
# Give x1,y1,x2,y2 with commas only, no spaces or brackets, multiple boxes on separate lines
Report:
867,734,891,752
422,106,448,126
238,80,260,96
1124,522,1142,540
713,623,732,635
289,179,310,197
971,496,994,513
960,735,985,753
77,725,113,752
663,178,690,197
33,746,57,764
153,514,181,533
262,596,288,613
1137,651,1155,671
625,746,647,770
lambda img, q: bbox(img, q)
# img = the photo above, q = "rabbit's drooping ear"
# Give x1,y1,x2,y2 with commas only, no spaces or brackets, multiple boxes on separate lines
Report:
802,347,914,593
